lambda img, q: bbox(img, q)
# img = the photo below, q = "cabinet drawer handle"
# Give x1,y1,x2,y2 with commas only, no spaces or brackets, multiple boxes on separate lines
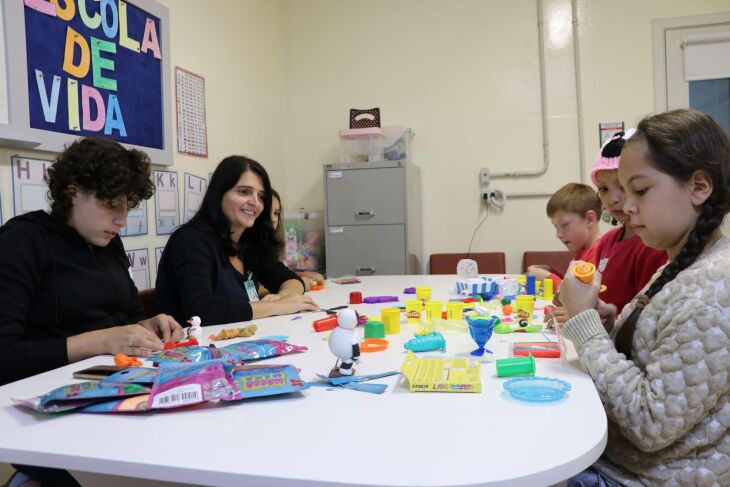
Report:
356,211,374,218
356,267,376,275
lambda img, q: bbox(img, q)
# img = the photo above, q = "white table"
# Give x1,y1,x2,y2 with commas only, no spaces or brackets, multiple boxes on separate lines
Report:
0,275,607,486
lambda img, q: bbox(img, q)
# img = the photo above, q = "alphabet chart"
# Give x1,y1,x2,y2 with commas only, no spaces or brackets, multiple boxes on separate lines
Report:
126,247,150,291
11,156,52,215
153,170,179,235
175,67,208,157
183,173,206,223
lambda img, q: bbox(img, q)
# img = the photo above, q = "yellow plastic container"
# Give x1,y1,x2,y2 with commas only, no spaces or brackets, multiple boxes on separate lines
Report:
543,278,554,301
381,308,401,334
515,295,535,322
405,300,422,324
416,286,432,302
425,301,443,324
446,301,464,320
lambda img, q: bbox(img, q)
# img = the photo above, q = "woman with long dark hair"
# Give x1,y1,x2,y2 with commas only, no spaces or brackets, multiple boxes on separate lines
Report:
155,156,318,325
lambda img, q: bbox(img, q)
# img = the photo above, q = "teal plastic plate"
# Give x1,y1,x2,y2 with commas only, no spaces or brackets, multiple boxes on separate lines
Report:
503,376,571,402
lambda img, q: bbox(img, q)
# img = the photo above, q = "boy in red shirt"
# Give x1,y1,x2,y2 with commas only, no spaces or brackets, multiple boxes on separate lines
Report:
527,182,602,287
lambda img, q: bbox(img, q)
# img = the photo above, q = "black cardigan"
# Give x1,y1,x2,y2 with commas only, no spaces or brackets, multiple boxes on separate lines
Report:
154,223,302,325
0,211,144,385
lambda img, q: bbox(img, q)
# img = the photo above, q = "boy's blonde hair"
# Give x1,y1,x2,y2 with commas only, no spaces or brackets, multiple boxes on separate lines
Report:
546,183,601,219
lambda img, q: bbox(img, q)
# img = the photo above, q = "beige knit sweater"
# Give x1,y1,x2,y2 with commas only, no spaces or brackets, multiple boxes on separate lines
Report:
563,236,730,486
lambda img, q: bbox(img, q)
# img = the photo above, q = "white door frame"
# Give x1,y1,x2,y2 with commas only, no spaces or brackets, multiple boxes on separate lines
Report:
653,11,730,111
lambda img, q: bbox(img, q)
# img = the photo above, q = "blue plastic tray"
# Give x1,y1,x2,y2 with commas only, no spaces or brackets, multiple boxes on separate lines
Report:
503,376,571,402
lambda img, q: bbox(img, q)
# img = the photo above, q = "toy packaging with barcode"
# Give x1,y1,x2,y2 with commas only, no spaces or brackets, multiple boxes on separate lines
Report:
148,359,240,409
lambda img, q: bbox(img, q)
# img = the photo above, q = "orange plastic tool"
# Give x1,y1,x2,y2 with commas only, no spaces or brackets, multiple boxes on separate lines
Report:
573,261,607,292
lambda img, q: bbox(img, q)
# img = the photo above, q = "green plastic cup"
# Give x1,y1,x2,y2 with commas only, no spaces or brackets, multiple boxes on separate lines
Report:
364,320,385,339
496,355,536,377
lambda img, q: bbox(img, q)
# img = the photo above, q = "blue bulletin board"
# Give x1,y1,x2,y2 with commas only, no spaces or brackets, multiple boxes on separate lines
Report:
0,0,173,165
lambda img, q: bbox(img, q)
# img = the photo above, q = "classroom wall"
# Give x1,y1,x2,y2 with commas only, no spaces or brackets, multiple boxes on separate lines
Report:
279,0,730,274
0,0,286,288
1,0,729,281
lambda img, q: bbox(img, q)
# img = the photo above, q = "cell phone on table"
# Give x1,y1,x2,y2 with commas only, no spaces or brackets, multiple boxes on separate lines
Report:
73,365,126,380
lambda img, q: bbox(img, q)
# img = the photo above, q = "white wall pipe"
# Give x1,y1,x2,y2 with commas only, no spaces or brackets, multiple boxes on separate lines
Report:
494,0,587,188
572,0,586,183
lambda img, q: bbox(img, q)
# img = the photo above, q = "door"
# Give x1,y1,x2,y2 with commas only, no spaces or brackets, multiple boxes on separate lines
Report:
655,12,730,133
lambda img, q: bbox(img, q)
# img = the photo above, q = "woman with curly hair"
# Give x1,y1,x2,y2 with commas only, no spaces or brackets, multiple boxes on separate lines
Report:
155,155,318,325
0,137,183,386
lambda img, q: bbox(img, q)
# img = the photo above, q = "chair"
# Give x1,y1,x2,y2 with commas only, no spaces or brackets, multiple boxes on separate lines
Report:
138,288,156,319
429,253,506,275
522,251,573,276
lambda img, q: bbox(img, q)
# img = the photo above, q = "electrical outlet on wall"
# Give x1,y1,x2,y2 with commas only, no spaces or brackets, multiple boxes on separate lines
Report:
479,168,490,186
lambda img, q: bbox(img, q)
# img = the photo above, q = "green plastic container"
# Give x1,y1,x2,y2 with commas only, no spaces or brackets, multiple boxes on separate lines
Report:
364,320,385,339
496,355,536,377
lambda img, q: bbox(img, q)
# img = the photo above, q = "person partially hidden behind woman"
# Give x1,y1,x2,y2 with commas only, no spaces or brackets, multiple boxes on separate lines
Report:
155,155,319,325
0,137,184,486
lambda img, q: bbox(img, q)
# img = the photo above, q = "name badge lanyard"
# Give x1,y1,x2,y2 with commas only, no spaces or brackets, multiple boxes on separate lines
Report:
243,271,260,302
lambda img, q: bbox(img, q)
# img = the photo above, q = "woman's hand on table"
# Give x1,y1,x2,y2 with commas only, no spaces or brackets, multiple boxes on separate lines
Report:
138,314,185,343
558,262,601,320
252,294,320,318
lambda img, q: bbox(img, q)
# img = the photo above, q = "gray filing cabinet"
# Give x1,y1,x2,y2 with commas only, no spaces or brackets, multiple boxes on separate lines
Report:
324,161,422,277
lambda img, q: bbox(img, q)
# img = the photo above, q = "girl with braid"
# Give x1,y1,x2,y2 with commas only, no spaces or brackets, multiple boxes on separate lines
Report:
559,109,730,487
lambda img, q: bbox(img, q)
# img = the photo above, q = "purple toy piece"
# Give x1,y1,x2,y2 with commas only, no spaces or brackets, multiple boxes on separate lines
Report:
363,296,399,304
403,287,416,294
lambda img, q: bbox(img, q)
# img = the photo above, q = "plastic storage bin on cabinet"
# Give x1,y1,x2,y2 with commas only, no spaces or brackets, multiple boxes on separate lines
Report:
339,127,384,163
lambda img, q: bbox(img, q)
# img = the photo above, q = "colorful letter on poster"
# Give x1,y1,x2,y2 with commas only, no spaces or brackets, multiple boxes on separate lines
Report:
126,247,150,291
11,156,52,215
153,170,178,235
120,199,148,236
183,173,206,223
23,0,164,148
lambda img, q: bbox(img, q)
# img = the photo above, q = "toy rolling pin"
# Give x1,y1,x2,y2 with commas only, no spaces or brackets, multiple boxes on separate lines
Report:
572,261,607,292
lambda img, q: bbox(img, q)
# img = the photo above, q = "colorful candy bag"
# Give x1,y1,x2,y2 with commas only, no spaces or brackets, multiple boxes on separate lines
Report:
13,381,151,413
220,340,308,363
80,394,151,413
103,367,157,385
232,364,308,399
148,359,240,409
149,340,307,365
148,345,216,364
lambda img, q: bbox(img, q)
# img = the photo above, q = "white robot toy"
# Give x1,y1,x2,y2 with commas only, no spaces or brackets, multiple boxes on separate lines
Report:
328,308,361,377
